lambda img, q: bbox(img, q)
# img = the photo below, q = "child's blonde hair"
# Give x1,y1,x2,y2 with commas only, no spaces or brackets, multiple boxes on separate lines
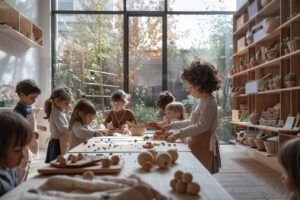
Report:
165,102,185,120
44,88,72,119
69,99,96,131
278,138,300,199
0,112,33,166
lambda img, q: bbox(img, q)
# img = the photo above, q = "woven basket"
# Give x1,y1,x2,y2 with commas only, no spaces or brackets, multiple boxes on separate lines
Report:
254,139,266,151
263,141,278,154
247,138,256,148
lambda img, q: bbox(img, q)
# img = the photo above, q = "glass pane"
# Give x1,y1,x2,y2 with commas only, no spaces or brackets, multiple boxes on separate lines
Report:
167,14,233,131
56,0,123,11
54,14,123,112
168,0,236,11
126,0,164,11
129,16,163,122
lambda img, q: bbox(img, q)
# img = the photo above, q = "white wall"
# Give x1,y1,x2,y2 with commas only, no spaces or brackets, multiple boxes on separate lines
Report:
0,0,51,148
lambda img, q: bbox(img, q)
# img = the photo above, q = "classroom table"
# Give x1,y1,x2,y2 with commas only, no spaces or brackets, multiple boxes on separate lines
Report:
1,135,233,200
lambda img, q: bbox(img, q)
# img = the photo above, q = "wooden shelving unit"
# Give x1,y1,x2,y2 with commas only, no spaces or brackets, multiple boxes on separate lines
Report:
0,0,43,47
232,0,300,172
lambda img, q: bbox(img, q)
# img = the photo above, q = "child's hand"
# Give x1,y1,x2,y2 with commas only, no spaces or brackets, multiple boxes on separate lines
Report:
167,133,178,143
162,124,172,132
94,131,104,137
107,122,114,130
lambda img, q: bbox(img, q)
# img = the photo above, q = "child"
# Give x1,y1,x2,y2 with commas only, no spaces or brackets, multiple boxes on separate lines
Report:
69,99,106,150
163,60,221,174
13,79,41,182
153,102,185,141
278,138,300,200
0,112,33,196
104,90,137,130
154,91,175,121
44,88,72,163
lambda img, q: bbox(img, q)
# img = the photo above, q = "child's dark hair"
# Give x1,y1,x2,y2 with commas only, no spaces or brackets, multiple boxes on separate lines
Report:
156,91,175,110
165,102,185,120
111,90,130,103
0,112,32,165
69,98,96,130
181,60,221,93
15,79,41,96
278,138,300,199
44,88,72,119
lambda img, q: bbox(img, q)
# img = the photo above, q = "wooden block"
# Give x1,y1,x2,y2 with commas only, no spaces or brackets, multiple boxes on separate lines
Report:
38,159,124,175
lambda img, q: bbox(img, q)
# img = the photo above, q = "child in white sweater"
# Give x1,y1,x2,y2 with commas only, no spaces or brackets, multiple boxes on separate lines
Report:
69,99,106,150
44,88,72,163
163,60,221,174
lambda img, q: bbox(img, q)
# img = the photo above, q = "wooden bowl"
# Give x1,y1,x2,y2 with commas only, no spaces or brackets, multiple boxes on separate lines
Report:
129,127,146,136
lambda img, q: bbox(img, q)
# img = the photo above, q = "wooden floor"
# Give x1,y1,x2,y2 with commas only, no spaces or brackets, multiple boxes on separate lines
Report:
29,145,289,200
213,144,289,200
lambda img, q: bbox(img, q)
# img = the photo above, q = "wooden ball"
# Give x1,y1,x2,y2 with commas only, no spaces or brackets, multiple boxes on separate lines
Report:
111,155,120,165
142,161,153,171
187,182,200,195
156,152,172,169
148,149,158,161
167,149,178,163
137,152,154,166
82,170,94,180
101,158,111,167
174,170,183,180
175,181,186,193
57,155,66,166
78,153,84,161
182,172,193,183
71,155,78,163
170,178,177,190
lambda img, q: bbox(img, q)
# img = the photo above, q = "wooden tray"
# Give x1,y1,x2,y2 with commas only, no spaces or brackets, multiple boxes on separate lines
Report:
38,159,124,175
50,155,104,168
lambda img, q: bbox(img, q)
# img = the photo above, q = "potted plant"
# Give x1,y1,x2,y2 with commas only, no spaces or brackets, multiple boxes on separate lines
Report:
268,79,274,90
249,57,257,68
284,72,297,88
282,37,290,54
265,42,279,61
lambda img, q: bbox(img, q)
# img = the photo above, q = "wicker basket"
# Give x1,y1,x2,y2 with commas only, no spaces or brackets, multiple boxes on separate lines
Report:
254,139,266,151
263,141,278,154
247,137,256,148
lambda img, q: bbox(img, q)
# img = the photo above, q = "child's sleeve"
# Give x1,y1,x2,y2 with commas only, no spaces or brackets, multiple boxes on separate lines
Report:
52,111,69,137
103,111,112,126
73,123,96,139
177,100,217,138
127,110,137,124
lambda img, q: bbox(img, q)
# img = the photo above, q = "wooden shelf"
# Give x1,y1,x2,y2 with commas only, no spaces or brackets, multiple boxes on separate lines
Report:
0,0,43,48
83,82,120,88
233,0,280,37
231,121,300,133
0,24,42,47
84,68,118,76
85,95,111,98
232,86,300,97
231,49,300,78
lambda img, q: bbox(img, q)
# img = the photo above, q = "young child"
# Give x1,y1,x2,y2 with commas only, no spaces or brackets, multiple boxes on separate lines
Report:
104,90,137,130
44,88,72,163
0,112,33,196
163,60,221,174
153,102,185,141
69,99,106,150
13,79,41,182
154,91,175,121
278,138,300,200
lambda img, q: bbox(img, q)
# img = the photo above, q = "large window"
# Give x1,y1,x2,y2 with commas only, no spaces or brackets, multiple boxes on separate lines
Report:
52,0,235,128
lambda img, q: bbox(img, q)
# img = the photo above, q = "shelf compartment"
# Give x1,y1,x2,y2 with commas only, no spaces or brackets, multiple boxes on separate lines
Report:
32,24,43,46
0,1,19,31
0,24,42,47
19,14,31,39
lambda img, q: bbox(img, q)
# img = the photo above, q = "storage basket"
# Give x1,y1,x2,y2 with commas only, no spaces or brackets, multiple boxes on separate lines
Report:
247,137,256,148
263,141,278,154
254,139,266,151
